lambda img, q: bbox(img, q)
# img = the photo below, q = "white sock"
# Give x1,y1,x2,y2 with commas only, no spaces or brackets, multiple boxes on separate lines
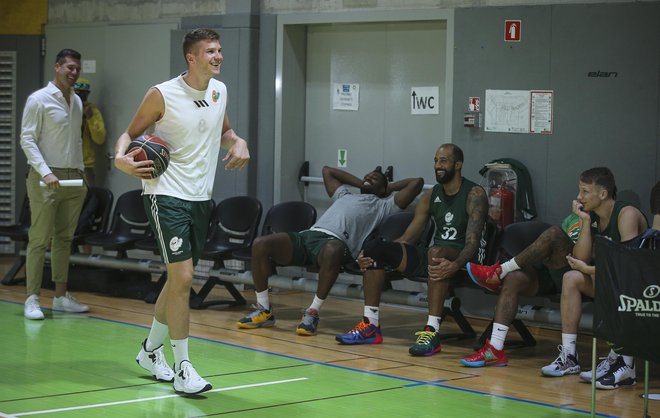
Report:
171,338,189,368
622,355,635,368
145,318,169,351
309,295,324,312
561,333,578,355
500,258,520,278
490,322,509,351
256,289,270,311
364,305,379,326
426,315,442,332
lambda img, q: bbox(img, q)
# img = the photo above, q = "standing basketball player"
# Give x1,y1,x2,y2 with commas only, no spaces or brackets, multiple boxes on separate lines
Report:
114,28,249,395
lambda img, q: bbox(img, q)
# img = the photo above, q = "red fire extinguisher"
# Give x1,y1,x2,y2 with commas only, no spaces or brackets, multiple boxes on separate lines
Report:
489,182,514,229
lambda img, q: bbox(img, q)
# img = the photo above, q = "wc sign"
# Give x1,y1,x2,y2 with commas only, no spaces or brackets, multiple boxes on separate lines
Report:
411,86,439,115
505,20,522,42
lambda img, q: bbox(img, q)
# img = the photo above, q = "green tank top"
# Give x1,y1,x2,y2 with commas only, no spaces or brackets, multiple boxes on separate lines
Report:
430,178,479,249
589,200,629,242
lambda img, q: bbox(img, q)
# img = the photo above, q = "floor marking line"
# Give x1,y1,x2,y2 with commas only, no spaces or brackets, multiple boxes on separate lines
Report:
12,378,307,416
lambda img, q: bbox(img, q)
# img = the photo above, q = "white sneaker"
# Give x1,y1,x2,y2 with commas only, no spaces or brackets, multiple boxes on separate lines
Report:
52,292,89,313
541,345,581,377
136,339,175,382
173,360,212,395
596,355,636,390
580,351,619,382
24,295,44,320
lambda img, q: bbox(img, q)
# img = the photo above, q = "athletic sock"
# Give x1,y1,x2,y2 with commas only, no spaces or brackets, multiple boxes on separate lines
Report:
364,305,379,326
561,333,578,355
309,295,325,312
256,289,270,311
426,315,442,332
171,338,190,368
500,258,520,279
145,318,169,351
490,322,509,351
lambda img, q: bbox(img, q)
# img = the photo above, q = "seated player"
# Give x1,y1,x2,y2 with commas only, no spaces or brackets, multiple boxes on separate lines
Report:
463,168,647,381
236,166,423,335
335,143,489,356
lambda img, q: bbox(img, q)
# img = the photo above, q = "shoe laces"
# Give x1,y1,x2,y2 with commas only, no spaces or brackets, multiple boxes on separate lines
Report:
552,345,574,366
247,303,269,318
301,309,318,326
414,330,437,345
149,346,169,369
349,321,370,335
178,361,201,381
63,292,81,304
26,297,40,309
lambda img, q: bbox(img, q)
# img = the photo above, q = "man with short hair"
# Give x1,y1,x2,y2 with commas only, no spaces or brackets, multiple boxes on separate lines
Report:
236,166,423,336
463,168,647,385
20,48,89,320
115,28,250,395
335,143,489,357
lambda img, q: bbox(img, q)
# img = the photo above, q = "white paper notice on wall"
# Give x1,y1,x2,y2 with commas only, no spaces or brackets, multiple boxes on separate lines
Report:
411,86,439,115
484,89,530,133
333,83,359,111
82,60,96,74
530,90,554,134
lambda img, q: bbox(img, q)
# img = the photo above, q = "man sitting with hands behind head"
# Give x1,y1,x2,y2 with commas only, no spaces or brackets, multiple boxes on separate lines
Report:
336,143,489,357
237,166,423,336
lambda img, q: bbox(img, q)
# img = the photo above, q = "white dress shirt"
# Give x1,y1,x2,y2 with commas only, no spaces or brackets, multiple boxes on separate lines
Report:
20,81,84,177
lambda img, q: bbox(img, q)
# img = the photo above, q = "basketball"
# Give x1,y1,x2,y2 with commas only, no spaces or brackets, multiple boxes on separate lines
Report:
128,134,170,179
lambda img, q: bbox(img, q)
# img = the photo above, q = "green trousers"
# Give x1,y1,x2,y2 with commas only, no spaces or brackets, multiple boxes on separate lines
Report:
25,167,87,296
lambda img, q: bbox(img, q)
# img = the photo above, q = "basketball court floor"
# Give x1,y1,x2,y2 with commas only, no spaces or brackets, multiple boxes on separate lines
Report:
1,263,658,417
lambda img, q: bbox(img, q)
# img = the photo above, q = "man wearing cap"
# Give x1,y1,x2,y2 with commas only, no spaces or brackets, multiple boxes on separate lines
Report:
73,78,106,186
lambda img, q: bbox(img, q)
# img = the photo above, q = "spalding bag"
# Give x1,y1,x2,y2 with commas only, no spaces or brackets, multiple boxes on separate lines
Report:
593,232,660,363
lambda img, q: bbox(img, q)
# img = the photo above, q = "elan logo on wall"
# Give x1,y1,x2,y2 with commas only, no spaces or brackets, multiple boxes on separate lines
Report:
587,70,618,78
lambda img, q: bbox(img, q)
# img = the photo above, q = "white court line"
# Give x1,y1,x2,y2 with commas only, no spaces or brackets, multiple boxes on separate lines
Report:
0,413,19,418
12,377,307,416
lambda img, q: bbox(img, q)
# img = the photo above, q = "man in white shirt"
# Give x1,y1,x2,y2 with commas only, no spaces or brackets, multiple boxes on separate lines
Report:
20,48,90,320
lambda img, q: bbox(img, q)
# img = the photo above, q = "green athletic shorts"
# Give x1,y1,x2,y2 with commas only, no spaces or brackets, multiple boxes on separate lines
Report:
287,230,352,267
143,194,212,265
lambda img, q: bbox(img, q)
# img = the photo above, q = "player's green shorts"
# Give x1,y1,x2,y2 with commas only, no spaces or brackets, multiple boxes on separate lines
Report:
143,194,212,265
287,230,352,267
535,265,571,296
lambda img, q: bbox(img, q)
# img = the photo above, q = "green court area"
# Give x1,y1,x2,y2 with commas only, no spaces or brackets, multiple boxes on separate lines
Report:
0,301,610,417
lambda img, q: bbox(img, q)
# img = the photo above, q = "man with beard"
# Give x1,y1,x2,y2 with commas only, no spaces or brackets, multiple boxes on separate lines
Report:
236,166,423,336
335,144,489,356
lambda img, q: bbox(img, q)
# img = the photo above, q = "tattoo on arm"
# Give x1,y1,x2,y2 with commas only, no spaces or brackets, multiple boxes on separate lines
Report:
454,187,488,267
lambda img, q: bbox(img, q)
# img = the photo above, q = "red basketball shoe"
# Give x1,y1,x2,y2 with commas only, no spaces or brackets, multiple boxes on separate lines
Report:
466,262,503,292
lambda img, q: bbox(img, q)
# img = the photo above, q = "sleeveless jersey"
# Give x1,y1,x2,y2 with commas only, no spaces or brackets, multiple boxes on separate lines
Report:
589,200,630,243
430,178,480,249
142,74,227,201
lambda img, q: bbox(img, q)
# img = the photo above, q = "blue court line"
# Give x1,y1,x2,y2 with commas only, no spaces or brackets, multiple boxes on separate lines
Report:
3,299,615,417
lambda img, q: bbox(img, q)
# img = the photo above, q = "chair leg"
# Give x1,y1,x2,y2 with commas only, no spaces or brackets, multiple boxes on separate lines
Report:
1,255,26,285
143,271,168,304
189,276,247,310
439,296,476,341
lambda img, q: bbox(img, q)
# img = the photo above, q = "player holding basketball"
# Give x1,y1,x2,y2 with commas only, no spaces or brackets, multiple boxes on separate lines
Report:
114,28,249,395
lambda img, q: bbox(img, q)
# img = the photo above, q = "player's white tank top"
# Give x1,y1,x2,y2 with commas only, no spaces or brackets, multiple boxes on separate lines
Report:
142,74,227,201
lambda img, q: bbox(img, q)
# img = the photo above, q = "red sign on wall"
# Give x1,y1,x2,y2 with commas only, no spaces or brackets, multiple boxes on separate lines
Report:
505,20,522,42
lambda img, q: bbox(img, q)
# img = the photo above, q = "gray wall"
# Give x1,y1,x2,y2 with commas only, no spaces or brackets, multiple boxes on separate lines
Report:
15,0,660,226
452,3,660,224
